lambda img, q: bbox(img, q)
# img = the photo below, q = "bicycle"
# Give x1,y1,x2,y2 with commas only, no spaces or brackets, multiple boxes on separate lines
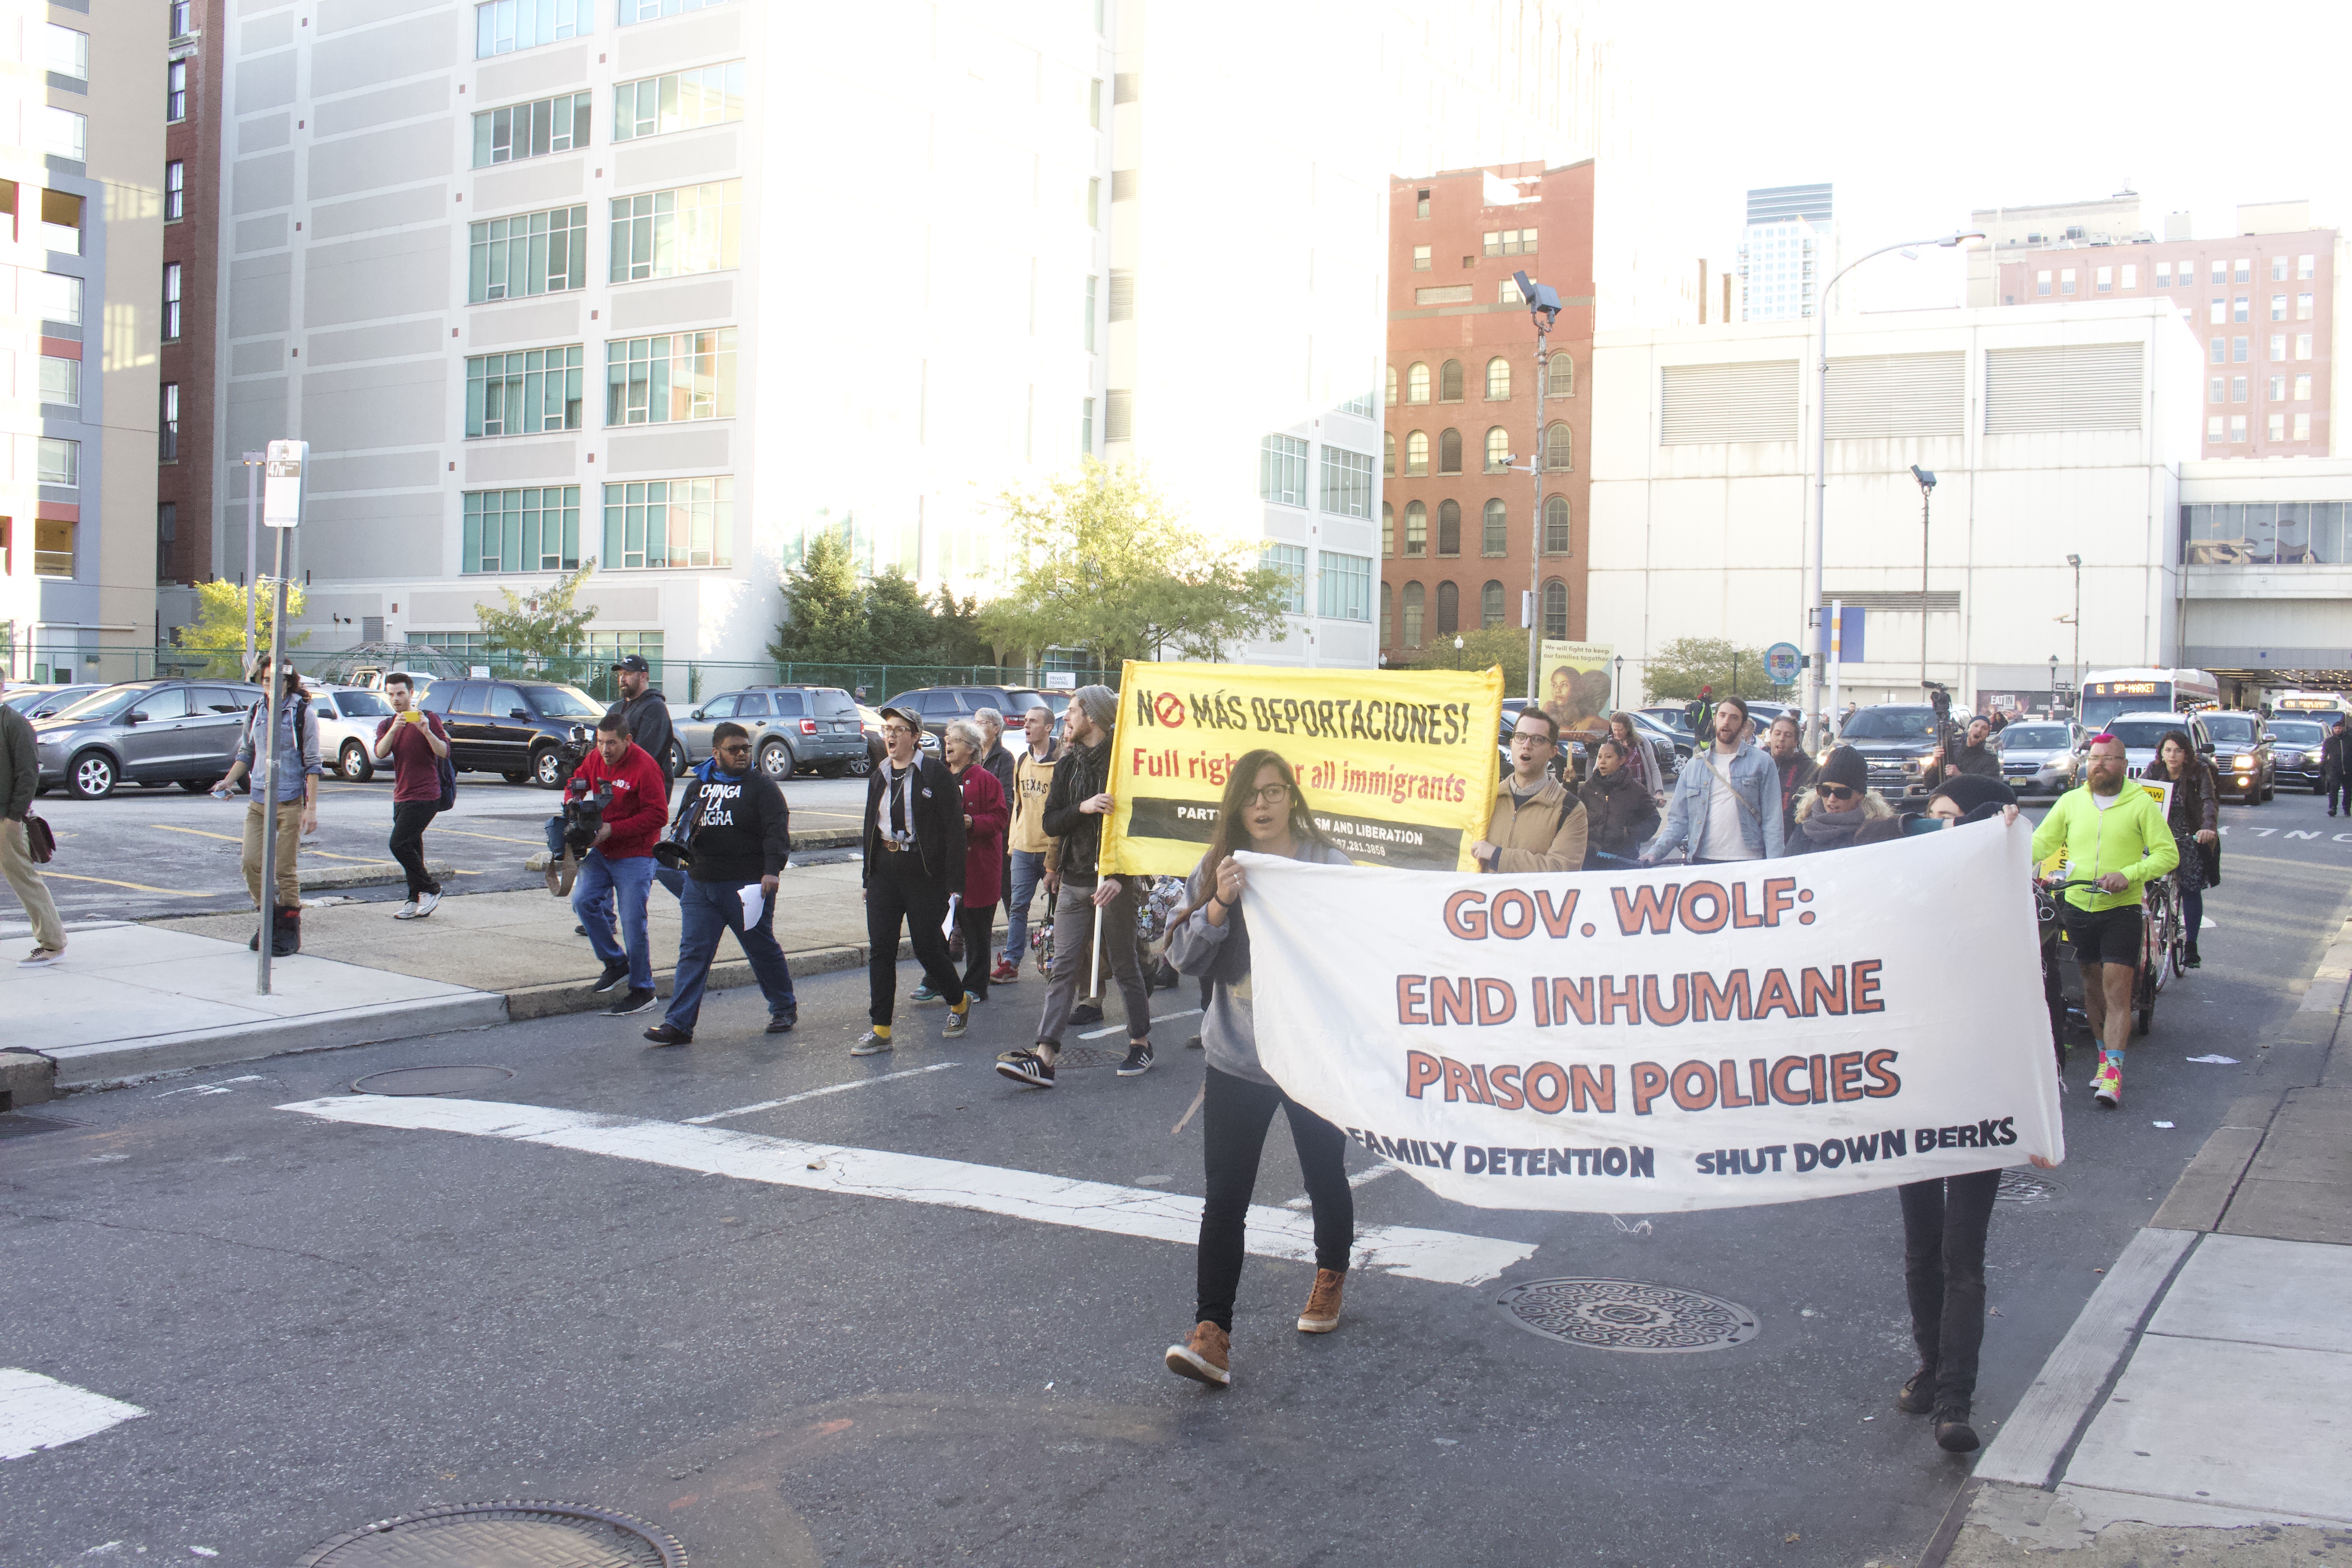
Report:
2135,873,2178,1036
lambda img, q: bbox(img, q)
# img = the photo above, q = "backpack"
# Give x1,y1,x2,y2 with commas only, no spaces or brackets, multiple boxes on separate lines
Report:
432,717,458,813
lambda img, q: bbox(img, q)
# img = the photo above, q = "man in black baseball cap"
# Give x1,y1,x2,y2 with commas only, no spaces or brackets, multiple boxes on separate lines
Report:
608,654,675,781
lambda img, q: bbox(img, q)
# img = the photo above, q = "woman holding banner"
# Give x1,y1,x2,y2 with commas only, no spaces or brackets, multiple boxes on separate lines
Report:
1162,750,1354,1389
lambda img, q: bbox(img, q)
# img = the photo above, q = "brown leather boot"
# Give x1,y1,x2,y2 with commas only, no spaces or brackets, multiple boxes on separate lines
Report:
1297,1268,1345,1333
1164,1321,1230,1387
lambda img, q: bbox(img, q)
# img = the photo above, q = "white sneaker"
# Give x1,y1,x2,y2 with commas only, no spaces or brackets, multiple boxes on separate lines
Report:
18,946,64,968
392,901,418,920
412,890,442,918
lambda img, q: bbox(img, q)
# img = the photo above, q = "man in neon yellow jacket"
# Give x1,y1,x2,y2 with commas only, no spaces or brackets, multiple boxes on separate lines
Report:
2029,733,2178,1108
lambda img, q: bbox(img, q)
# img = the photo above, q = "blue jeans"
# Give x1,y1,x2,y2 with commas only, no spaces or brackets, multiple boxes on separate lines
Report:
572,849,654,989
1003,848,1048,966
551,813,681,899
666,876,797,1033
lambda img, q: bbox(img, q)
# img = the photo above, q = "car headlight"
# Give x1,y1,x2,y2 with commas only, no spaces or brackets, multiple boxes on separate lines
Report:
2233,754,2254,769
2308,751,2324,765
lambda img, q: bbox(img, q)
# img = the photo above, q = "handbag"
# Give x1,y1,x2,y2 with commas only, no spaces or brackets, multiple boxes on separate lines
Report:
22,810,55,864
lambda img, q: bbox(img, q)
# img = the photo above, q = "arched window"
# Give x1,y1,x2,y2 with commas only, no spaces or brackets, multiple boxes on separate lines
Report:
1484,426,1510,472
1381,500,1394,557
1438,427,1462,475
1547,353,1573,397
1407,362,1431,403
1486,356,1511,400
1403,500,1426,555
1481,499,1507,555
1544,495,1571,554
1405,430,1428,475
1542,578,1568,639
1436,580,1460,636
1437,499,1460,556
1381,581,1394,646
1480,580,1505,628
1440,359,1464,402
1383,431,1396,476
1403,581,1425,647
1385,364,1398,406
1544,421,1573,472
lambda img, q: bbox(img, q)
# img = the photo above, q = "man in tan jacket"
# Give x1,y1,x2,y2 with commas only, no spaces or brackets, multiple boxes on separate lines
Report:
1472,707,1588,872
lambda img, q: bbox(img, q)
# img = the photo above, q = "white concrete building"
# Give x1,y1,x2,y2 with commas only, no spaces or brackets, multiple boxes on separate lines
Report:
1587,298,2210,714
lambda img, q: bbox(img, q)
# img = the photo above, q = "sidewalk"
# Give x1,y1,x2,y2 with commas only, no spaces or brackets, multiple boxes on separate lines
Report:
1936,916,2352,1566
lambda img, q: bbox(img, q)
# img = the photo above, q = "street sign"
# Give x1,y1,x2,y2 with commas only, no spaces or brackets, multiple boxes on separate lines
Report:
1764,642,1802,685
262,439,308,529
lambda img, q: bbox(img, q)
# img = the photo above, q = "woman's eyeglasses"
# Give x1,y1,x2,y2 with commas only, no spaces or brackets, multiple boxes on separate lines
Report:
1818,783,1858,802
1250,784,1291,806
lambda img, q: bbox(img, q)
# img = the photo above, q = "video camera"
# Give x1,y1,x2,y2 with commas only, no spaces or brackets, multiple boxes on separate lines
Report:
555,726,609,853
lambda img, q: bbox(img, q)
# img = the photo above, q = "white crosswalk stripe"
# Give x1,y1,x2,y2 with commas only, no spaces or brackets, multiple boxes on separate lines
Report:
0,1369,147,1461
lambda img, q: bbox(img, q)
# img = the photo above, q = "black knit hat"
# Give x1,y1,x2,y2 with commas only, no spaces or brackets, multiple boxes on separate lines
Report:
1928,773,2018,818
1818,745,1867,791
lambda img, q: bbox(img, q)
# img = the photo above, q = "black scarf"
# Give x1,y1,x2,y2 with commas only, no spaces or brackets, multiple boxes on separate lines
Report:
1796,806,1868,850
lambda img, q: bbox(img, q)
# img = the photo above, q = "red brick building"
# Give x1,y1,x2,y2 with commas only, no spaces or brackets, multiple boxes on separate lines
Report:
158,1,224,588
1381,160,1593,665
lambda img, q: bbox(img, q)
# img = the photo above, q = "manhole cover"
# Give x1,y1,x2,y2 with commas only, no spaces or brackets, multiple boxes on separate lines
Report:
351,1066,516,1097
299,1501,684,1567
1997,1168,2065,1204
0,1112,78,1140
1054,1046,1125,1070
1497,1278,1760,1353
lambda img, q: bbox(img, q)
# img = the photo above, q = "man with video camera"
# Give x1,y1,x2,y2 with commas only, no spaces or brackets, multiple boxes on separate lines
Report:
569,711,669,1016
642,721,796,1046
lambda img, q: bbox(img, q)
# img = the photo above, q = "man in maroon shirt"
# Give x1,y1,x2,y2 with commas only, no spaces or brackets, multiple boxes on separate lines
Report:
370,672,451,920
571,710,670,1016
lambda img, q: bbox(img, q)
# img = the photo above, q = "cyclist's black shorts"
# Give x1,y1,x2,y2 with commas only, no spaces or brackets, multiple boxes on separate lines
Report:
2067,902,2143,967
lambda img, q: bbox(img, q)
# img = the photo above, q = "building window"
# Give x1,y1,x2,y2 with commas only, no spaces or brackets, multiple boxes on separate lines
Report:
2233,337,2249,363
1544,495,1570,554
2268,413,2285,441
2271,256,2288,281
474,92,592,167
159,382,179,459
39,191,83,254
2095,266,2111,293
603,476,731,569
1414,188,1429,220
2269,375,2286,401
2297,293,2314,321
619,0,735,19
1083,275,1096,351
2209,338,2225,364
2233,258,2251,283
2233,296,2250,323
45,108,86,162
1411,244,1431,272
2295,373,2312,401
1544,422,1572,472
162,261,182,340
2206,415,2224,441
1086,177,1099,227
2298,254,2315,280
40,272,82,326
1435,580,1459,637
608,181,740,283
1482,228,1536,255
1381,581,1393,644
2156,261,2171,285
1385,365,1397,406
2269,294,2286,321
2297,334,2313,360
1547,354,1573,397
165,160,185,221
2231,377,2247,403
1437,427,1461,475
1259,433,1308,506
2211,261,2225,284
1403,501,1426,556
465,485,582,573
2120,264,2136,289
1319,550,1370,621
1481,498,1506,555
157,502,176,580
1483,426,1509,473
34,518,73,577
2059,269,2075,295
467,346,584,436
38,437,79,486
1485,357,1510,400
1480,580,1504,628
1402,582,1424,647
1381,501,1393,557
1406,362,1430,403
2209,377,2225,403
1436,499,1460,556
167,59,187,121
1439,359,1464,401
1404,430,1428,476
612,61,745,140
477,0,593,59
46,23,88,78
1261,543,1307,613
1382,431,1395,477
2271,334,2287,362
2229,415,2247,443
39,356,79,408
2035,270,2051,296
2294,412,2311,442
1319,446,1372,517
2210,299,2226,325
469,205,588,301
606,330,737,425
1541,578,1568,639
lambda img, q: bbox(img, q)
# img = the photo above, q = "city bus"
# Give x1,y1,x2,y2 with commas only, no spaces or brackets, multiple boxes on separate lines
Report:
2078,668,2221,730
2270,690,2352,721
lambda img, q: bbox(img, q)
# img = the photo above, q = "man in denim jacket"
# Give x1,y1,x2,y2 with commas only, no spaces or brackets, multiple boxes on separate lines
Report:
1641,696,1787,864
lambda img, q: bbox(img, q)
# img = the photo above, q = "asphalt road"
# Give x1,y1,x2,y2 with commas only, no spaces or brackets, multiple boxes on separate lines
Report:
2,793,2347,1567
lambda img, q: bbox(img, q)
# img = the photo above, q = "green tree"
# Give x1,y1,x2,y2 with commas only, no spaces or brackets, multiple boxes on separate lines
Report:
982,459,1291,669
180,578,310,678
1640,637,1793,704
474,560,598,679
1403,625,1527,691
929,583,992,667
766,529,871,664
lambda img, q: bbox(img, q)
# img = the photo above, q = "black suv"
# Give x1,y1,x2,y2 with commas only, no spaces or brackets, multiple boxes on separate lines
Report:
1837,705,1974,797
880,685,1053,745
675,686,867,777
417,678,613,787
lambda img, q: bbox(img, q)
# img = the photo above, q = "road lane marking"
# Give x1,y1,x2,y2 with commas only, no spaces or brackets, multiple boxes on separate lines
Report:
1081,1008,1199,1040
1284,1162,1401,1210
426,828,543,845
278,1095,1535,1287
41,872,206,896
0,1369,147,1461
148,823,240,842
686,1063,959,1124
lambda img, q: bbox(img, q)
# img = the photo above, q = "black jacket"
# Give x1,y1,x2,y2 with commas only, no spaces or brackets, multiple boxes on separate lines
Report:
1041,738,1112,881
678,767,790,884
979,741,1018,828
862,752,967,896
2323,730,2351,784
608,687,675,776
1579,767,1661,864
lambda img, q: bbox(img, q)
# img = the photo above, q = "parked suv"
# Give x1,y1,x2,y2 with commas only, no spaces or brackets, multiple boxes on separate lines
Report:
674,685,867,778
416,678,610,787
879,685,1053,746
32,679,264,798
2,682,110,721
312,685,402,781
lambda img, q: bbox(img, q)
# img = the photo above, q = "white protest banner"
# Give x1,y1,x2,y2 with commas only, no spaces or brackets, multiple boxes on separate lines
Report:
1241,818,2062,1212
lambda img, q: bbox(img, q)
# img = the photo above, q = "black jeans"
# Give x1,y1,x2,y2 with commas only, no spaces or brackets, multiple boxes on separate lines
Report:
865,848,965,1025
959,904,995,1000
1898,1168,2000,1412
1196,1065,1353,1333
2331,777,2350,813
388,800,441,899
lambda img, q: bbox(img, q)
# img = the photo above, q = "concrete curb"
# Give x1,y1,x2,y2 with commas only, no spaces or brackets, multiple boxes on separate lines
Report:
46,991,512,1088
300,859,459,892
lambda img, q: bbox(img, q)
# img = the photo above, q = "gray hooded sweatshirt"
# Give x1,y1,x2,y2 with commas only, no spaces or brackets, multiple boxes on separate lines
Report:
1166,840,1352,1086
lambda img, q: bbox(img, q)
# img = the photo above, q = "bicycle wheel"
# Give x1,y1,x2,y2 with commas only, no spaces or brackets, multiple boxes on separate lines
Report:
2149,883,2173,994
2134,914,2158,1034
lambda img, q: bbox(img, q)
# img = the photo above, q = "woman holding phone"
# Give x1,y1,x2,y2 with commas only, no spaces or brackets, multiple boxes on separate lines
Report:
1163,750,1354,1389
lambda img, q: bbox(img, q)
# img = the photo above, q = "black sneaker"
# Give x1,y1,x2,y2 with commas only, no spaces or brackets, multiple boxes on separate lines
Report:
643,1023,692,1046
590,960,631,995
604,986,659,1017
995,1048,1056,1089
1185,1034,1203,1050
1117,1041,1154,1077
1934,1407,1980,1453
1071,1001,1104,1026
765,1012,798,1034
1896,1367,1937,1415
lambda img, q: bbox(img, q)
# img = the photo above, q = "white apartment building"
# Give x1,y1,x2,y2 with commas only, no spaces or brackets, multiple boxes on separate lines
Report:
1736,182,1834,325
209,0,1619,680
1587,298,2210,714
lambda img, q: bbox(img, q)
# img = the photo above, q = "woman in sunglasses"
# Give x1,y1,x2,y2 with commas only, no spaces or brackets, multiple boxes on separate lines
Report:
1162,749,1354,1390
1788,745,1899,854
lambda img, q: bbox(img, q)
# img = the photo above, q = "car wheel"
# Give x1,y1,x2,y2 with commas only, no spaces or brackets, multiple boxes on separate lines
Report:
665,741,687,777
503,770,529,784
530,745,564,788
338,740,374,782
67,750,118,800
846,750,872,778
759,738,793,778
179,778,216,793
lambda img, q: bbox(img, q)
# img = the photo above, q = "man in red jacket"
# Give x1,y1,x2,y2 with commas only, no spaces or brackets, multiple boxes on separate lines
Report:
571,711,669,1016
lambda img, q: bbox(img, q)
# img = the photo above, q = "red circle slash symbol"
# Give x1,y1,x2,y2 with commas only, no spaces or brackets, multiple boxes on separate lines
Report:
1153,692,1187,728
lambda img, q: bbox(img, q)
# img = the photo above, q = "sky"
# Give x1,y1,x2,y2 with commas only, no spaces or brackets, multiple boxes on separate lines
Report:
1611,0,2352,317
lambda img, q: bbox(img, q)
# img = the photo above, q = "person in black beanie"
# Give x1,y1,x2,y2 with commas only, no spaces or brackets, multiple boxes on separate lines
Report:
1788,745,1897,854
1924,771,2019,824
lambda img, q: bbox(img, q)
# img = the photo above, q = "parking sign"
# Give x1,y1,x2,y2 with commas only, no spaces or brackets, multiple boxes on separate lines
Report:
263,439,308,529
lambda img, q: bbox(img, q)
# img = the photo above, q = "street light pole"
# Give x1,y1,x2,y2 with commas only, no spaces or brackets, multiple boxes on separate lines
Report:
1802,230,1983,751
1911,466,1936,695
1513,270,1561,702
2067,553,2082,714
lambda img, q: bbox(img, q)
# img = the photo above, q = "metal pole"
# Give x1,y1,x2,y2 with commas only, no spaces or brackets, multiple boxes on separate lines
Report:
243,452,263,676
1525,325,1548,701
2072,558,2082,710
1920,487,1931,693
256,526,287,995
1828,598,1844,737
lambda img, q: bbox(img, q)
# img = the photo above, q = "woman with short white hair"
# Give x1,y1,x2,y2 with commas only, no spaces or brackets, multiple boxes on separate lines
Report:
933,718,1009,1004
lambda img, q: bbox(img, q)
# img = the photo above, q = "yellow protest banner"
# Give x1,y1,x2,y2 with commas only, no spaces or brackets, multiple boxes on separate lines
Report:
1097,660,1506,878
